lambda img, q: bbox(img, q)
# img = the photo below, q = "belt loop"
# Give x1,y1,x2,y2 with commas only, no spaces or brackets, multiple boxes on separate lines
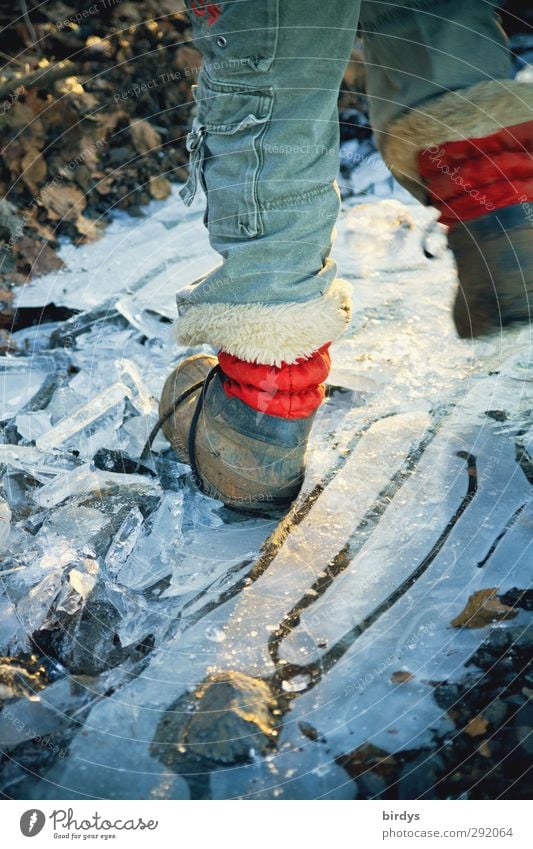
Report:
179,120,206,206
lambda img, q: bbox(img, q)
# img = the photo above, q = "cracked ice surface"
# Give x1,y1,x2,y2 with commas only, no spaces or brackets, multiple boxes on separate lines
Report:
1,180,532,800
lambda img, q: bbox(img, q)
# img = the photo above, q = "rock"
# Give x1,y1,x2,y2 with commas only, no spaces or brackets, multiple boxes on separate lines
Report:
0,198,19,241
298,721,319,741
468,623,533,669
149,176,172,200
515,726,533,757
337,742,397,780
0,328,16,352
342,47,366,91
464,714,489,737
477,740,492,758
432,682,462,712
151,672,280,769
398,753,445,800
511,702,533,728
32,600,145,676
483,699,508,726
499,588,533,611
129,119,161,155
356,771,387,799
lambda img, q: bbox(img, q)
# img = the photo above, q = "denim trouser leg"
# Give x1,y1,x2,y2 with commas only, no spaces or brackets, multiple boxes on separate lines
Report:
175,1,517,364
176,0,360,366
360,0,514,200
360,0,511,134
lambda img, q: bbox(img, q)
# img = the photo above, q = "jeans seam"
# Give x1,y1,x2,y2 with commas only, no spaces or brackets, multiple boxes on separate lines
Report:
259,183,332,211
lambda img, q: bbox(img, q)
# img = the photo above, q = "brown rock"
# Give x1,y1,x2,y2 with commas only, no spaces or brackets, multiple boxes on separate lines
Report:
21,147,47,195
149,175,171,200
40,183,86,221
465,714,489,737
130,119,161,155
151,671,280,768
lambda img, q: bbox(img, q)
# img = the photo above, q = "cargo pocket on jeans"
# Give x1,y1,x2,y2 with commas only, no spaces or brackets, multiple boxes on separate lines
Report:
180,73,274,239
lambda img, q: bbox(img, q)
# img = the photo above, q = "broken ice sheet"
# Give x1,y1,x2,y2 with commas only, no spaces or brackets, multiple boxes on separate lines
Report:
2,470,41,520
0,444,79,482
14,410,52,442
0,596,20,649
162,491,276,599
0,666,127,751
116,359,157,415
5,526,93,589
115,297,172,341
14,206,184,313
53,559,99,617
0,357,56,421
32,463,160,509
0,496,11,550
14,569,65,635
45,385,86,425
117,411,168,460
113,492,184,591
105,507,145,576
36,382,131,452
44,503,108,544
61,401,127,461
66,424,123,463
71,327,140,371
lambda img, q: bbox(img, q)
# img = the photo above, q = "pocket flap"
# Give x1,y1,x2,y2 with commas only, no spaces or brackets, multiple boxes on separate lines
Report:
196,75,273,134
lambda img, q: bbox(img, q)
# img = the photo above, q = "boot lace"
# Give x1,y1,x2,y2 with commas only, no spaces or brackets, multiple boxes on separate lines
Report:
140,365,222,494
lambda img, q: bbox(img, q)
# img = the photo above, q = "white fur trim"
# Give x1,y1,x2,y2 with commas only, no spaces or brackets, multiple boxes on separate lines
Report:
175,278,352,366
383,80,533,186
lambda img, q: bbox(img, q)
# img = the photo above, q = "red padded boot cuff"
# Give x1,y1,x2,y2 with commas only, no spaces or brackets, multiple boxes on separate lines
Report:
418,119,533,226
218,345,331,419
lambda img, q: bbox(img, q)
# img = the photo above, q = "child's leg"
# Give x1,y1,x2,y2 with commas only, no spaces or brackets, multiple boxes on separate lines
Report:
163,2,362,513
361,0,533,336
176,0,361,367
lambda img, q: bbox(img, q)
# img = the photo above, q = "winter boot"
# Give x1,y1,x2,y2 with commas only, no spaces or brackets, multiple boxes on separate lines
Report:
382,80,533,337
159,346,331,516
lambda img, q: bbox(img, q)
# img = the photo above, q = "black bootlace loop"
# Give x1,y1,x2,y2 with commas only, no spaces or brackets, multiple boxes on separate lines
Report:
187,365,222,494
140,375,205,463
139,364,222,496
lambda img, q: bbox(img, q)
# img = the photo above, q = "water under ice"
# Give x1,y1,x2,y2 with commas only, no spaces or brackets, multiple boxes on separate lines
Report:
1,153,532,799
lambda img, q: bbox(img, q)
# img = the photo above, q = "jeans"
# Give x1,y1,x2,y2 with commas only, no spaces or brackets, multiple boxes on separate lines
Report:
175,0,511,360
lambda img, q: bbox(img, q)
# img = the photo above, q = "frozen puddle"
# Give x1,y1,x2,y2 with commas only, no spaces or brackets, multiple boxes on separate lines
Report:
1,185,532,799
